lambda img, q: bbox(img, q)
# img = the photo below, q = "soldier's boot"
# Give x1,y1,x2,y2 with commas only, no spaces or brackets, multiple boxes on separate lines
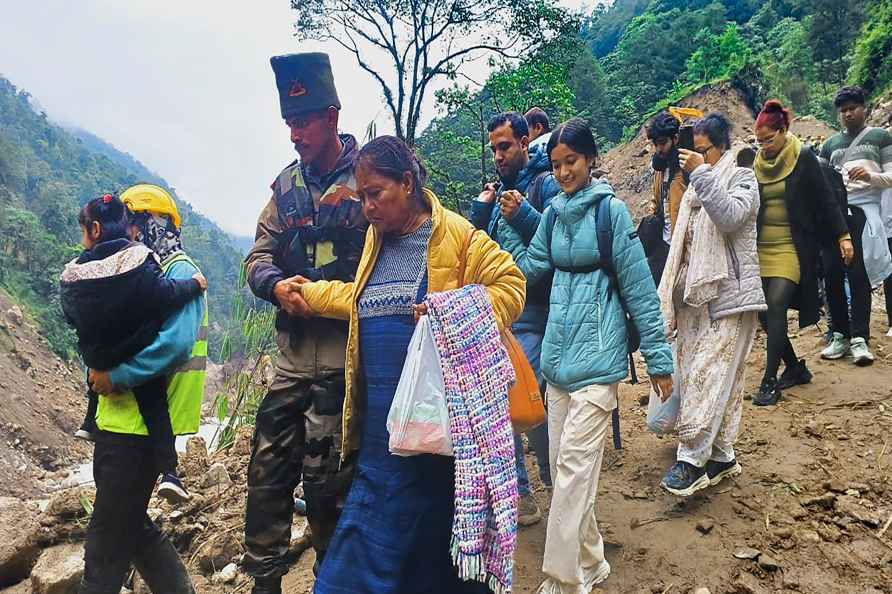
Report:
251,576,282,594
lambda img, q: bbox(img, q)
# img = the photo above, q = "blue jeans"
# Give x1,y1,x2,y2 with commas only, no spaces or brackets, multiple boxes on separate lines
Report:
512,312,551,494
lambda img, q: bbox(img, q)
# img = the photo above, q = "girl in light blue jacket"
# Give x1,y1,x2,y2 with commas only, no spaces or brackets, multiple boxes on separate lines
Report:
503,118,673,594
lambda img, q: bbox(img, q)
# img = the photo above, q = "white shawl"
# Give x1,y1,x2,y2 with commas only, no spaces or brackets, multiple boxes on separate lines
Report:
658,146,743,328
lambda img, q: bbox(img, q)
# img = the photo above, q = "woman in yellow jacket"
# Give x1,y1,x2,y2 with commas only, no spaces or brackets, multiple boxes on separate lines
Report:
286,135,525,593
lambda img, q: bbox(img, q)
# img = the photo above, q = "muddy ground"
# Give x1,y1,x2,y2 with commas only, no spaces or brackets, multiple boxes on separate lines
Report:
275,306,892,594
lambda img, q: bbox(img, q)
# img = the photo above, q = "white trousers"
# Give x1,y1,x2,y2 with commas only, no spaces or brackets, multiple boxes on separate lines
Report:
540,383,616,594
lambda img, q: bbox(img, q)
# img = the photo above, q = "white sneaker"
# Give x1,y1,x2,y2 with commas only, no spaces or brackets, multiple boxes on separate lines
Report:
885,327,892,339
850,337,875,366
821,332,850,360
584,560,611,588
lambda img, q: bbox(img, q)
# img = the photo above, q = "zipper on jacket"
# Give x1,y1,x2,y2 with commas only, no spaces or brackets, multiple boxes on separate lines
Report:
596,295,603,350
728,243,741,285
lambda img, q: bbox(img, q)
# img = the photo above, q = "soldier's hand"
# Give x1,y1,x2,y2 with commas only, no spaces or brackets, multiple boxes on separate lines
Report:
192,273,208,291
89,369,118,395
274,280,313,318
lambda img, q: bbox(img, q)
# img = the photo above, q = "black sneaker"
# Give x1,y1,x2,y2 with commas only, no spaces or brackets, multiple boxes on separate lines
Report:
157,473,191,504
251,576,282,594
660,461,709,497
752,378,781,407
777,359,812,390
705,459,742,486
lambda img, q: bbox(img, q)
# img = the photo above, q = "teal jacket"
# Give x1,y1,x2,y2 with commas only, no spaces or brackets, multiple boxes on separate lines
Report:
503,180,673,390
109,257,205,389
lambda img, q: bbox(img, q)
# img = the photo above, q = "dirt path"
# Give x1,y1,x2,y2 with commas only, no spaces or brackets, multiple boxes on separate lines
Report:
282,315,892,594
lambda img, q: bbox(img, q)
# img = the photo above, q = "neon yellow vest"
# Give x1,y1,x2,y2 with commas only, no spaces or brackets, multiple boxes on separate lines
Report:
95,253,208,436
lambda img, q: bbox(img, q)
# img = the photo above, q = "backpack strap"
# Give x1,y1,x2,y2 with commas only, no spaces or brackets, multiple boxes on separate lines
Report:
527,172,549,213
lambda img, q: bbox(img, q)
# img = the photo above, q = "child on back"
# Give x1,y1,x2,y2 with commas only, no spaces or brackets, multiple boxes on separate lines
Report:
60,193,207,503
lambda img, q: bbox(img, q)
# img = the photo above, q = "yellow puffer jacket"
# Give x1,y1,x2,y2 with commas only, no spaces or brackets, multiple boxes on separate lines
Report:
300,189,526,459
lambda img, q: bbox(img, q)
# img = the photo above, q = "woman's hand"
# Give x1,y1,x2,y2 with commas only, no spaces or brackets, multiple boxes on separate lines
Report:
678,149,704,174
89,369,117,395
192,273,208,291
412,303,428,323
650,375,673,402
839,238,854,266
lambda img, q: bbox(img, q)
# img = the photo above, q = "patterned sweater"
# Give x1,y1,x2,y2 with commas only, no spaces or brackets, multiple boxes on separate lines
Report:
820,127,892,199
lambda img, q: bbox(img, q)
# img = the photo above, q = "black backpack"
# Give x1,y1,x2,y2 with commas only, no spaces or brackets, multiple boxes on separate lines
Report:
543,196,641,449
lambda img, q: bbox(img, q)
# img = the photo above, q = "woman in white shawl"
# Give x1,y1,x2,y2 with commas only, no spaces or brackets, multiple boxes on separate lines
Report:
658,113,767,497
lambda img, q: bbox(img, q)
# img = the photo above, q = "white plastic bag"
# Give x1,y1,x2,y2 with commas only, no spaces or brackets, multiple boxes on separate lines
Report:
386,316,453,456
646,387,680,435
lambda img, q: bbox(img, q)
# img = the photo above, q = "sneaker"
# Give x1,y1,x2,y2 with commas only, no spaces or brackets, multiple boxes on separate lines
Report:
886,327,892,339
584,560,611,588
157,473,191,504
776,359,812,390
251,576,282,594
752,378,781,407
517,493,542,526
294,497,307,516
705,459,742,486
74,429,95,442
821,332,850,360
850,337,875,366
661,461,709,497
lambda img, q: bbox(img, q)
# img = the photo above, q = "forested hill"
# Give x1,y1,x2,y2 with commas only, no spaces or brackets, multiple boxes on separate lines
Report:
0,75,242,359
418,0,891,212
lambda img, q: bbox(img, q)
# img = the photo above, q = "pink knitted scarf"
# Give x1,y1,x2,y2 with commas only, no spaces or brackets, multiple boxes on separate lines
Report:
425,285,518,594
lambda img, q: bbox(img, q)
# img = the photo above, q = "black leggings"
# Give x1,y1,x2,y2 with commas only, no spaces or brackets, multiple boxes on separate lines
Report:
759,277,800,382
886,239,892,327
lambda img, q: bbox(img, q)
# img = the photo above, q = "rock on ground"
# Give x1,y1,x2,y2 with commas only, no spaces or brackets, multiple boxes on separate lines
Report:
0,498,41,588
30,543,84,594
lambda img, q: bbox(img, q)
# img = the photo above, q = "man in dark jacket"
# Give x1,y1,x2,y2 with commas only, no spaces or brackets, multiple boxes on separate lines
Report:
243,52,366,594
471,111,560,526
644,110,688,284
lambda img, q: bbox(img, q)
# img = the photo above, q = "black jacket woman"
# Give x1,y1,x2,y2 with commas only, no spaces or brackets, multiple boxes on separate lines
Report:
751,100,852,405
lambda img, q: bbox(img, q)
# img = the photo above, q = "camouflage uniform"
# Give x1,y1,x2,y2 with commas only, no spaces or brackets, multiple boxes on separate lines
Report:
243,133,366,579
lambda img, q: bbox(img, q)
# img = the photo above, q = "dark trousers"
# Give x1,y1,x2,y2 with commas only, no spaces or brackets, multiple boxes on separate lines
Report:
886,238,892,326
82,377,177,474
243,379,352,579
79,434,194,594
823,207,872,341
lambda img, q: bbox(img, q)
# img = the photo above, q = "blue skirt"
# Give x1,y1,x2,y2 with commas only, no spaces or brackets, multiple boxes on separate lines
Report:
313,315,491,594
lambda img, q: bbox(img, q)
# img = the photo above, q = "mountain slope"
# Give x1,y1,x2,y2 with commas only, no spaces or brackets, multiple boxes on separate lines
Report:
0,75,241,360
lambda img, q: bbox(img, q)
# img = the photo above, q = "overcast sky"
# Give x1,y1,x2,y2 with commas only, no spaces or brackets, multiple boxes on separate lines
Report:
0,0,592,236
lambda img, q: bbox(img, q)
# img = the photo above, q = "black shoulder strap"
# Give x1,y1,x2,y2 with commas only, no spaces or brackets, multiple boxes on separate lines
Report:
596,196,615,291
527,172,549,213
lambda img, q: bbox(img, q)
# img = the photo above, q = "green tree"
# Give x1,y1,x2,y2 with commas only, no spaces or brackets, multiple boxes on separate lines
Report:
291,0,575,145
849,0,892,96
806,0,866,87
684,23,752,84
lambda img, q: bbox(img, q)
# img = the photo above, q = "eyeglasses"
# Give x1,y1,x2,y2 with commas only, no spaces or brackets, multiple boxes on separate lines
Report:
695,144,714,156
755,131,779,147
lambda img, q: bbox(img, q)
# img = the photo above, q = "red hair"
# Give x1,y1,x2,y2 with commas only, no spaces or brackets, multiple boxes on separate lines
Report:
756,99,792,131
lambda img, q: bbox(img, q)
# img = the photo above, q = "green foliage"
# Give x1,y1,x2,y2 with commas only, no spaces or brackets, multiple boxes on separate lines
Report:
849,0,892,96
805,0,866,87
0,76,242,360
684,23,752,85
212,263,277,450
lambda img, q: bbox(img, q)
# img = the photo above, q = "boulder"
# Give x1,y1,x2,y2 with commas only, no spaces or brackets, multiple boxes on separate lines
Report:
45,487,95,520
5,307,24,327
0,498,41,587
180,437,209,479
202,463,232,490
30,543,84,594
197,533,241,573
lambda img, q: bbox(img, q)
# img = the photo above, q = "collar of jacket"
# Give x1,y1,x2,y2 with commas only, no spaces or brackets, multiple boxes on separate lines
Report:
552,179,614,225
301,133,359,188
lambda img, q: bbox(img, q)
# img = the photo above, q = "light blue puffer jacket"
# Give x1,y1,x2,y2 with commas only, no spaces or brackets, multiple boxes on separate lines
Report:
502,179,674,391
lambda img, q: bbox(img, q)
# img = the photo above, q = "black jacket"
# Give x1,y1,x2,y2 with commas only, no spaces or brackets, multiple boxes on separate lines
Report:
757,148,849,327
60,239,202,370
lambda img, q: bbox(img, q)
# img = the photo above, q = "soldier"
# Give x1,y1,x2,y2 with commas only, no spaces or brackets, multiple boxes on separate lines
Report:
243,52,366,594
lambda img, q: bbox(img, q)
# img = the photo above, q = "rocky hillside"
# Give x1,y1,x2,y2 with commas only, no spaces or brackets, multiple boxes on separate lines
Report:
0,290,88,501
601,82,839,221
